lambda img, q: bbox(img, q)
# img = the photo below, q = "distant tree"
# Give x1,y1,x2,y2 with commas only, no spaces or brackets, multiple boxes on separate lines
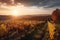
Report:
51,8,60,23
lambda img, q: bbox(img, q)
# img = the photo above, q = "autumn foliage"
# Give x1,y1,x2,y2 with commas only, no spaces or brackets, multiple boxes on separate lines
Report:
52,9,60,23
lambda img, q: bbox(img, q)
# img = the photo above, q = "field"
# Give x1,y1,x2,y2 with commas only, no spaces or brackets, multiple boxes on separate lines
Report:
0,15,60,40
0,19,51,40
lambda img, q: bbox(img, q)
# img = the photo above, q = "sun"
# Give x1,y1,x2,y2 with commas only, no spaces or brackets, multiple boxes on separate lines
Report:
11,6,20,16
12,9,19,16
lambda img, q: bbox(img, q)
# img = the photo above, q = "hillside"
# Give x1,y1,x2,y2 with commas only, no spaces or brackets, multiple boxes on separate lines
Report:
0,14,51,21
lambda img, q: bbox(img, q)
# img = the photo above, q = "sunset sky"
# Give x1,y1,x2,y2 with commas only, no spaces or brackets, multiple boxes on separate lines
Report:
0,0,60,15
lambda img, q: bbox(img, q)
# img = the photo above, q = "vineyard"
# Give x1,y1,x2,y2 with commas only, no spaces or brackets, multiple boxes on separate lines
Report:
0,20,60,40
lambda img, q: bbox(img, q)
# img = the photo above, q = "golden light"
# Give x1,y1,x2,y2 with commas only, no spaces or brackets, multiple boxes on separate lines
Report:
10,6,20,16
12,9,19,16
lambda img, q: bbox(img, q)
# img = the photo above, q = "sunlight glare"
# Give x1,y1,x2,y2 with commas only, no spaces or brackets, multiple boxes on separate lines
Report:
11,6,20,16
12,9,19,16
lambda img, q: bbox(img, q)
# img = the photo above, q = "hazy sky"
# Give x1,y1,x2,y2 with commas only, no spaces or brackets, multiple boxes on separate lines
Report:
0,0,60,15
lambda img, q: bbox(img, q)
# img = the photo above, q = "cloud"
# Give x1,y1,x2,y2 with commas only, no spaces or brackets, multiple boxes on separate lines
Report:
15,0,60,8
0,0,60,8
43,0,60,8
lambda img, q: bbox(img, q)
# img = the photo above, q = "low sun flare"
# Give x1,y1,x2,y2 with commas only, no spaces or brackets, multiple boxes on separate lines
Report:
11,6,20,16
12,9,19,16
